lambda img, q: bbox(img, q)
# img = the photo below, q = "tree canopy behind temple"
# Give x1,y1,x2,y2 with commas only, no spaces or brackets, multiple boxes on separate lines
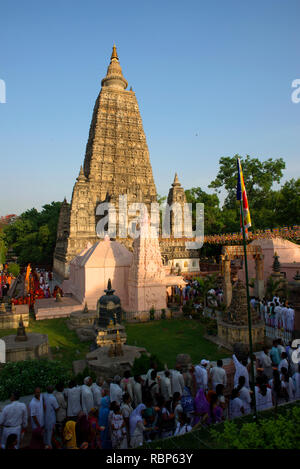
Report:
186,155,300,234
2,202,62,266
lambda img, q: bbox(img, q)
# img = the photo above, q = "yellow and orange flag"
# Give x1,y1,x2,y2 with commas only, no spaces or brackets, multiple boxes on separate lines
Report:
236,158,251,235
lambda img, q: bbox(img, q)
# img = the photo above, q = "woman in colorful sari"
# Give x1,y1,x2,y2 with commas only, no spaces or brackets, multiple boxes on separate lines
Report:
76,412,91,448
88,408,103,449
193,388,209,427
208,392,223,424
98,386,110,449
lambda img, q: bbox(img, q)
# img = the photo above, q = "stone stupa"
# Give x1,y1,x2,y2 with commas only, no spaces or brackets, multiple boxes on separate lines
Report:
217,280,265,350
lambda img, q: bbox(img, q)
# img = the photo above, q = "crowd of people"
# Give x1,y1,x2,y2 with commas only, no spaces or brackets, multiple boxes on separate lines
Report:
7,268,63,308
1,343,300,450
171,281,224,309
258,297,295,332
0,268,14,298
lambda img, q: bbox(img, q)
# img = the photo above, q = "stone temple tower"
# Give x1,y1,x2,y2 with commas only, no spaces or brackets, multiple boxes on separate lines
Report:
54,45,157,279
166,173,190,237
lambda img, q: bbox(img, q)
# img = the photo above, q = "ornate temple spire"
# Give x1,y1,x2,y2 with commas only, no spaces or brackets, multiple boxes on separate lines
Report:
111,43,118,61
101,44,128,91
76,165,86,182
172,173,180,187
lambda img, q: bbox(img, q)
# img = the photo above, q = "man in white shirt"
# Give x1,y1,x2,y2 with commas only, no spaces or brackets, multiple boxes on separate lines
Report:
81,377,94,416
110,375,123,405
64,380,82,419
170,367,185,395
160,370,172,403
278,352,289,374
287,307,295,332
194,360,210,392
132,375,143,407
0,391,27,449
29,387,45,430
91,377,104,409
233,354,249,389
259,348,273,379
43,386,59,447
210,360,227,391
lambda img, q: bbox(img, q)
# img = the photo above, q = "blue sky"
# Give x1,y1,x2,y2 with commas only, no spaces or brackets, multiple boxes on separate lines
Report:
1,0,300,214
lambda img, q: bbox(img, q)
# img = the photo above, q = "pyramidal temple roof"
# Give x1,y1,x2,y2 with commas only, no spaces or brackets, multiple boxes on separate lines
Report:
101,44,128,91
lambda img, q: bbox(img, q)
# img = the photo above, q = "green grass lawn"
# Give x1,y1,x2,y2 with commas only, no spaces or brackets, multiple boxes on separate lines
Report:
0,318,91,371
125,319,230,368
0,317,230,372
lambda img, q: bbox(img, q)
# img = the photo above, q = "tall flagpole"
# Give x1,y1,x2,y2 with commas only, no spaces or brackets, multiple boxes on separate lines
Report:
240,200,257,419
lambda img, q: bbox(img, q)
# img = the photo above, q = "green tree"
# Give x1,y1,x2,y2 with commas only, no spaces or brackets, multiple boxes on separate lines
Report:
275,178,300,226
3,202,62,266
0,233,7,266
208,155,286,231
195,274,218,308
209,155,285,209
185,187,224,234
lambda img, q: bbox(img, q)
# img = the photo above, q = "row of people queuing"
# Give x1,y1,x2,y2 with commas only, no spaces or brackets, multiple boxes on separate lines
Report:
250,296,295,332
1,347,300,450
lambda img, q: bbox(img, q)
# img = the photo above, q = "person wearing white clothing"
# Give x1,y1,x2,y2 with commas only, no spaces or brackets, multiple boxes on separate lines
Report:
160,370,172,403
229,389,244,419
43,387,59,447
170,368,185,395
81,377,94,415
292,365,300,400
210,360,227,391
91,377,104,409
281,374,295,401
287,307,295,331
194,360,209,392
0,392,27,449
64,381,82,418
233,354,249,389
259,348,273,380
129,404,146,448
29,387,45,430
174,414,192,436
278,353,289,374
255,385,273,411
110,375,123,405
237,376,251,415
132,376,143,407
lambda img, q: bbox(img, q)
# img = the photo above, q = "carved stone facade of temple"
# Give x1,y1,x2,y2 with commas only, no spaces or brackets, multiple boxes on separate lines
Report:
53,45,157,278
54,46,200,279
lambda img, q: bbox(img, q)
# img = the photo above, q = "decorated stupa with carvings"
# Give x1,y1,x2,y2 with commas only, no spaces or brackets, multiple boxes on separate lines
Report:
223,280,260,326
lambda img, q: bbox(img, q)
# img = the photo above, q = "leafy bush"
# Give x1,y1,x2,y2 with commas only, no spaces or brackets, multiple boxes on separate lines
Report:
73,367,96,386
149,307,155,321
0,359,71,400
206,319,218,336
182,300,194,316
210,406,300,449
7,262,20,277
131,353,164,376
161,309,166,320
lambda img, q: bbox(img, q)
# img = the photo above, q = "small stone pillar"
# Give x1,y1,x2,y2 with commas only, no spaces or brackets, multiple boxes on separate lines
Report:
255,253,264,299
15,316,28,342
222,255,232,307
